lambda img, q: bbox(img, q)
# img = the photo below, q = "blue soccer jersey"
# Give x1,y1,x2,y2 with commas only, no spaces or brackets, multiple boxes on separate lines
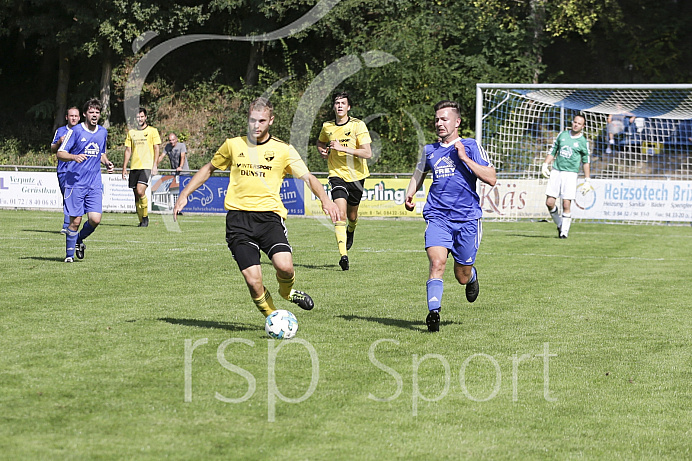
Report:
59,123,108,188
52,126,72,176
421,138,493,222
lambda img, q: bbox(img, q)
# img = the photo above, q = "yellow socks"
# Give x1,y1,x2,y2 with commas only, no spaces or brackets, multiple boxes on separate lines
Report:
135,196,148,222
347,219,358,233
252,288,276,317
276,274,295,300
335,221,347,256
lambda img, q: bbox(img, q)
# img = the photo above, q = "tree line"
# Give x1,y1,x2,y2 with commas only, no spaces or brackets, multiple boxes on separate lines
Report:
1,0,690,172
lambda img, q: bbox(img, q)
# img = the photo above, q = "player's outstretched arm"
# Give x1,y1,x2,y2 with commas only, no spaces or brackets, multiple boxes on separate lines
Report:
301,173,341,223
173,162,216,220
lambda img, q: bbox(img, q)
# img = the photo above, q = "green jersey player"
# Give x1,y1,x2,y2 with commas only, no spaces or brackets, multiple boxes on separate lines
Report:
541,114,592,238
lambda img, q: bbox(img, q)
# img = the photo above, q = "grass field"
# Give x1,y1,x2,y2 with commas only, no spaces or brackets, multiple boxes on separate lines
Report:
1,209,690,460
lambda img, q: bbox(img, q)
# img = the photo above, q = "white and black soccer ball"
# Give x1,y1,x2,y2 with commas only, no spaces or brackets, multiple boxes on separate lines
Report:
265,310,298,340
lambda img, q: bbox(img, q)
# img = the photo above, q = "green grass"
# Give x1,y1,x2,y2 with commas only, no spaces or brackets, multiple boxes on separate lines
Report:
1,209,690,460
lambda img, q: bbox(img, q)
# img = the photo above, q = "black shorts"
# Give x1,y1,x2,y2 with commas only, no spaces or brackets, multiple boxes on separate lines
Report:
129,169,151,188
225,210,292,271
329,177,366,206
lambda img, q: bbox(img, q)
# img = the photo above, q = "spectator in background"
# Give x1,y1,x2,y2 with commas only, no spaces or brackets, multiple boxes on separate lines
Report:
122,108,161,227
158,132,190,175
606,110,636,154
51,107,81,234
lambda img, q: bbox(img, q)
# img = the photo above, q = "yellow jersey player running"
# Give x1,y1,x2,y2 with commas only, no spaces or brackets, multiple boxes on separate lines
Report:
122,107,161,227
174,98,340,320
317,92,372,271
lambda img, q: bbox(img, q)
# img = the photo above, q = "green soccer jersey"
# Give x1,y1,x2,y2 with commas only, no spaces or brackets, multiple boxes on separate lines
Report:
549,130,590,173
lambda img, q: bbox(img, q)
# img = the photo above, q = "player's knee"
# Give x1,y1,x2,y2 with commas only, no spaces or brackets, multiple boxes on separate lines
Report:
455,272,470,285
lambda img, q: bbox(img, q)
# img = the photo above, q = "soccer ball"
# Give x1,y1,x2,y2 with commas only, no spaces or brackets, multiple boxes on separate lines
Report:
265,310,298,340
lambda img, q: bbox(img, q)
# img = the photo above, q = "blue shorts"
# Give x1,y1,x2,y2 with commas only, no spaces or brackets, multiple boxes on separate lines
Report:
57,173,66,196
64,185,103,217
425,217,482,265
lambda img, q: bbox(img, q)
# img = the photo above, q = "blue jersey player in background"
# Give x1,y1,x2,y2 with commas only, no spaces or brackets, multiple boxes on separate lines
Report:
57,98,114,263
405,100,497,332
51,106,81,233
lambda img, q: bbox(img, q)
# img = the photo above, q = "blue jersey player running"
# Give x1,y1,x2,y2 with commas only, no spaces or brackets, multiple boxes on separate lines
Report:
51,107,81,233
405,100,497,332
57,98,114,263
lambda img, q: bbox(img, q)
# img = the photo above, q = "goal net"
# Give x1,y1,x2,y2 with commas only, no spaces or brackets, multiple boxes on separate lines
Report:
475,84,692,224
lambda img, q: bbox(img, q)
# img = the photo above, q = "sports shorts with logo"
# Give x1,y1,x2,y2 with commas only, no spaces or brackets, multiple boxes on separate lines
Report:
424,217,482,265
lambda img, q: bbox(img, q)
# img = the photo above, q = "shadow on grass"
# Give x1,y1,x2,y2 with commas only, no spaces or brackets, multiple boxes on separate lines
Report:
158,317,263,332
20,256,68,262
337,314,459,332
508,234,555,239
259,260,335,270
22,229,65,235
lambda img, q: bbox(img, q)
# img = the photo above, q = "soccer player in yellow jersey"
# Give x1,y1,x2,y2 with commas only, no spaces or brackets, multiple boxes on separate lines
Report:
173,98,340,319
317,92,372,271
122,107,161,227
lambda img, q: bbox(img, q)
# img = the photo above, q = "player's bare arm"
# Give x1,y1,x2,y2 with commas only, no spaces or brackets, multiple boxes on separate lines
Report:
316,141,330,159
51,136,65,154
152,144,160,176
329,140,372,159
122,147,131,179
101,153,115,173
301,173,341,223
405,168,427,211
57,149,87,163
455,141,497,186
173,162,217,220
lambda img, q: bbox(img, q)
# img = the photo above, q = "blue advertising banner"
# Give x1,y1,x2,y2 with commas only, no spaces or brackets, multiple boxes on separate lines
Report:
177,176,306,214
179,176,227,213
282,178,305,215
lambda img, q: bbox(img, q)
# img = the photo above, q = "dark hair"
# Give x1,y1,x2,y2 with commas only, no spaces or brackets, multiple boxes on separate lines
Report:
138,107,147,117
66,106,79,115
82,98,102,114
434,100,461,116
574,113,586,123
333,92,351,106
249,98,274,117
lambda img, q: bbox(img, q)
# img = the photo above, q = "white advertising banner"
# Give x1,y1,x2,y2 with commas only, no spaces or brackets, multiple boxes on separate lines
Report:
478,178,692,222
0,171,62,209
0,171,136,212
102,174,137,212
571,178,692,222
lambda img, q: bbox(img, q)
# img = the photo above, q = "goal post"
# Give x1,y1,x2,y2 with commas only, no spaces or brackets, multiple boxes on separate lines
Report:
475,83,692,223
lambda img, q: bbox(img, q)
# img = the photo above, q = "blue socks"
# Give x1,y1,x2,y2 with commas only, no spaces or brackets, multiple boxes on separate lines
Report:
65,229,78,258
469,267,477,284
426,278,443,312
63,214,70,230
78,221,96,243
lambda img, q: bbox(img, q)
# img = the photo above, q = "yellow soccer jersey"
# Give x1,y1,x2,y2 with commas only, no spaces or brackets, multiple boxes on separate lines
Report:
318,117,372,182
211,136,309,219
125,126,161,169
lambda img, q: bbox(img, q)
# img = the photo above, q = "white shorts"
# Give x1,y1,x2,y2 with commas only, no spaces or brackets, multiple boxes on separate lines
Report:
546,169,578,201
